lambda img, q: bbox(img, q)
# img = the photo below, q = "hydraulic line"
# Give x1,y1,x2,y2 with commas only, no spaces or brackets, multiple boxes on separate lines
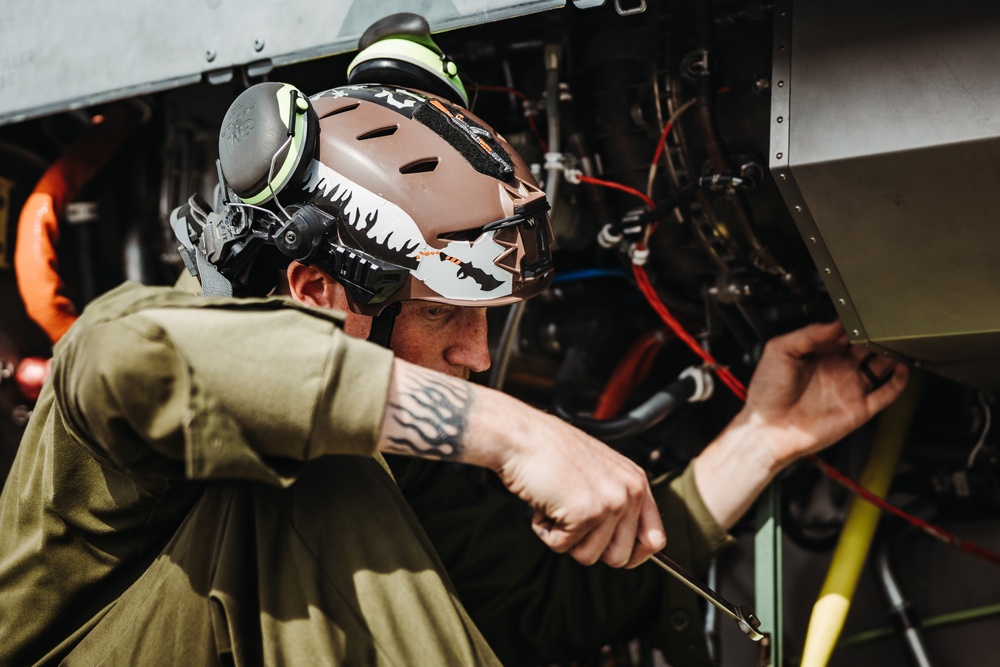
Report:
490,44,562,391
799,373,924,667
875,525,933,667
592,329,667,420
834,601,1000,654
554,367,699,441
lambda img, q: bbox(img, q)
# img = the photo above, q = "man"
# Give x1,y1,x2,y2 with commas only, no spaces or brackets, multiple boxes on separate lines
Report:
288,264,908,665
0,81,906,666
259,82,907,664
211,81,907,664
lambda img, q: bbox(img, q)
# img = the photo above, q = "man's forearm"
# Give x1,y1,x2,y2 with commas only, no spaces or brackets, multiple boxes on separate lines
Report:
378,358,516,471
377,357,667,568
691,412,784,531
381,362,474,461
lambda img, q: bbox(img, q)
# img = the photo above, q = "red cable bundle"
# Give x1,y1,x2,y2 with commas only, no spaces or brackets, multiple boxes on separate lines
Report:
593,330,667,420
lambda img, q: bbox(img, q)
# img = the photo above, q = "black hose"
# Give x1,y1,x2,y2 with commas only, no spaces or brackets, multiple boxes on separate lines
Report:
553,345,697,441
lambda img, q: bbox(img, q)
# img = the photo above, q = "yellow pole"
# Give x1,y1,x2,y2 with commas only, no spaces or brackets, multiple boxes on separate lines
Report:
799,371,923,667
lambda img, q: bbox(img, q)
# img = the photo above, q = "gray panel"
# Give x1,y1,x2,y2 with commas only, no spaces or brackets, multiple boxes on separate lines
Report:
773,0,1000,388
0,0,563,126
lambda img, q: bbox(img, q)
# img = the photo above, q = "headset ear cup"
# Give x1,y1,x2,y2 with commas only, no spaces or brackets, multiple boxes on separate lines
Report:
347,13,468,107
349,57,467,107
218,82,318,205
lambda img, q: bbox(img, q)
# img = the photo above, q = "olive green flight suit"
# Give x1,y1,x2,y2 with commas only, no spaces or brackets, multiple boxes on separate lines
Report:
0,282,498,666
0,281,731,666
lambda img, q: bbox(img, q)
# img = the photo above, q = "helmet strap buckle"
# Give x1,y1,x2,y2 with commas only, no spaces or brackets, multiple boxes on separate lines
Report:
367,302,401,348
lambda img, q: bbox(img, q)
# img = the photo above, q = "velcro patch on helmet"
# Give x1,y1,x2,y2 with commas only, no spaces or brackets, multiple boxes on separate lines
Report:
413,98,515,182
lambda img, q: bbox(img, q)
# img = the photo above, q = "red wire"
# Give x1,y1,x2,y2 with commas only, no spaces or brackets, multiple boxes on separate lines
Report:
576,175,656,210
579,171,1000,567
651,119,676,170
811,456,1000,565
632,263,748,401
594,330,667,420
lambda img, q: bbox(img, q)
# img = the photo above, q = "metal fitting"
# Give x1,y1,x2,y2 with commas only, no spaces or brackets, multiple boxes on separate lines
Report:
630,243,650,266
597,223,623,249
679,366,715,402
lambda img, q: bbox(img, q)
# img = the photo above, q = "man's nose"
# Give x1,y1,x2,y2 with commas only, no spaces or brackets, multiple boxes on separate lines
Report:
444,308,491,373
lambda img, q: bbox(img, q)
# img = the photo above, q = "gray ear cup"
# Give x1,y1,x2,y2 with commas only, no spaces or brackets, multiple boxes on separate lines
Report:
218,82,318,205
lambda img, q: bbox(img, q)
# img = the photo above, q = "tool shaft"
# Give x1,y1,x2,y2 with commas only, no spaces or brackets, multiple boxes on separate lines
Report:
649,551,763,641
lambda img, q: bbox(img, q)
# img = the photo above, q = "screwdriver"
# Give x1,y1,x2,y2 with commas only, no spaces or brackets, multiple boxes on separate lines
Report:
649,551,764,641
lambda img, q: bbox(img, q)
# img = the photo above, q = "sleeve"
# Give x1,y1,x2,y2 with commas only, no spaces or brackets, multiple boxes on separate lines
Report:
389,456,734,667
55,295,394,486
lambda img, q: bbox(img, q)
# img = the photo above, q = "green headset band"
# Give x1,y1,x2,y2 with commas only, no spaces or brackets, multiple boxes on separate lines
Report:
218,82,317,207
347,36,469,107
243,83,311,205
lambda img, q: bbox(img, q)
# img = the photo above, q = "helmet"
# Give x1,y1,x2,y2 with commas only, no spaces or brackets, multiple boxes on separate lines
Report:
173,82,554,317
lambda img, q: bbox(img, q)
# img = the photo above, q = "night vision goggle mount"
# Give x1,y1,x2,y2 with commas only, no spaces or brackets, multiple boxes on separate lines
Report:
170,190,409,308
272,204,410,307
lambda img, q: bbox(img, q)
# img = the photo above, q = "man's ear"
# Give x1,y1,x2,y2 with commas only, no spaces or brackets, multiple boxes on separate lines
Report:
285,262,350,311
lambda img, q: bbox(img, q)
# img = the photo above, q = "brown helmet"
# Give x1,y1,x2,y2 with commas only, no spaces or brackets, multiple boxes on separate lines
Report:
202,82,554,315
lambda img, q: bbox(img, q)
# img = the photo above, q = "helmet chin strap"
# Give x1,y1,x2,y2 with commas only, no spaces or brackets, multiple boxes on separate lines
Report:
366,302,401,348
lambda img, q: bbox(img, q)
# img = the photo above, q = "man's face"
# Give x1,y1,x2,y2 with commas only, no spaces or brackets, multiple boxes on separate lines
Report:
284,263,492,379
344,301,491,380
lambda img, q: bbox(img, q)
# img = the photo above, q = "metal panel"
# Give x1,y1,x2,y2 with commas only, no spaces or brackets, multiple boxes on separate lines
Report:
772,0,1000,388
0,0,563,126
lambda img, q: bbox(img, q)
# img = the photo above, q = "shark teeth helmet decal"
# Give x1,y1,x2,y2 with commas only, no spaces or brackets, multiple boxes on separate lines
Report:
415,232,514,300
303,159,517,301
303,160,424,268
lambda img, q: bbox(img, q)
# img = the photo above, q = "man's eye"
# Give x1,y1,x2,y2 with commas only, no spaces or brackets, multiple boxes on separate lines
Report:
424,306,448,318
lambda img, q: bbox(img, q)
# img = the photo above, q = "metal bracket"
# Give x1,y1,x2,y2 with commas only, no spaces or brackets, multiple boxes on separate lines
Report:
613,0,646,16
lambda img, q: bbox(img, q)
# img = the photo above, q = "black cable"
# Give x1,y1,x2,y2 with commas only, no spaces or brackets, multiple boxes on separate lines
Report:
614,174,752,235
552,345,697,441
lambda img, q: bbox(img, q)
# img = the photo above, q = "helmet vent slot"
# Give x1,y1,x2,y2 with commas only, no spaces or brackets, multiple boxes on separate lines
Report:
399,158,440,174
357,125,399,140
320,102,360,119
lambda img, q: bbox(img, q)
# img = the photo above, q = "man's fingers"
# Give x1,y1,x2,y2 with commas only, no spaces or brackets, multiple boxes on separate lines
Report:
771,320,846,359
625,493,667,568
528,462,663,569
596,503,641,568
531,511,579,553
568,512,627,566
864,360,909,411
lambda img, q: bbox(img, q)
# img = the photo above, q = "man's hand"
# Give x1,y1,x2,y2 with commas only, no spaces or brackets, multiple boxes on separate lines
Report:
491,406,666,569
693,321,909,529
740,320,909,467
379,358,666,568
